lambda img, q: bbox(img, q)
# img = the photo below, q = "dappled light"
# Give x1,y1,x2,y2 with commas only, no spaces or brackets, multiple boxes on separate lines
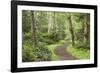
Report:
22,10,90,62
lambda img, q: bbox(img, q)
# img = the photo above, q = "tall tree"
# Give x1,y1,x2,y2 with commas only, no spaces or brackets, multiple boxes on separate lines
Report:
69,13,75,46
83,14,90,49
83,14,88,44
47,12,52,33
31,11,37,46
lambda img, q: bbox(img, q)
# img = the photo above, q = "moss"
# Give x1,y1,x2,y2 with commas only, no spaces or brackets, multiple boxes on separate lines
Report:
46,44,59,61
67,45,90,59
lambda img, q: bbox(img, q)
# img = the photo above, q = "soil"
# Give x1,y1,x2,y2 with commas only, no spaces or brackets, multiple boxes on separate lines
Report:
54,44,76,60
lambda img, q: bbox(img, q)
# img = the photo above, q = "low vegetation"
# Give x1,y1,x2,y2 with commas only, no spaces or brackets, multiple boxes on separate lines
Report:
22,10,90,62
67,45,90,59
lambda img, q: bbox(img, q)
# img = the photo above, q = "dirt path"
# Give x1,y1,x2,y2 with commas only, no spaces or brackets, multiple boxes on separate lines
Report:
54,44,76,60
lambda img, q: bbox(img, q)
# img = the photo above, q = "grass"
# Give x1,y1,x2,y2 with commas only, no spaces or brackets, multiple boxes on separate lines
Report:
46,40,67,61
67,45,90,59
46,44,59,61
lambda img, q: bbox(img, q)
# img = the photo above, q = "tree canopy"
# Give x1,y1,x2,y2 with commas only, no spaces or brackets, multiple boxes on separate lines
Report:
22,10,90,62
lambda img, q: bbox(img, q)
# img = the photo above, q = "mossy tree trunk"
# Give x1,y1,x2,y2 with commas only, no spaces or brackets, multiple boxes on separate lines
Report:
69,13,75,46
31,11,37,46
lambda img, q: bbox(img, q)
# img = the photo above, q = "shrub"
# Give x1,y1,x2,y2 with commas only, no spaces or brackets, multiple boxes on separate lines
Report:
22,41,52,62
22,43,36,62
75,41,89,49
35,42,52,61
23,32,32,41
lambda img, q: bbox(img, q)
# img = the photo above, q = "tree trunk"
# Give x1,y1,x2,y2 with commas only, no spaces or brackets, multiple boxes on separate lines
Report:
31,11,37,46
48,12,52,33
69,13,75,46
83,14,90,49
83,14,88,44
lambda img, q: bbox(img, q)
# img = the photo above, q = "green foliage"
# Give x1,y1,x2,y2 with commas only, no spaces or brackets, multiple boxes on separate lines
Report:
47,44,59,60
22,10,32,33
75,41,90,49
67,46,90,59
22,41,52,62
35,42,52,61
22,10,90,62
36,31,66,45
23,32,32,41
22,43,36,62
36,11,48,33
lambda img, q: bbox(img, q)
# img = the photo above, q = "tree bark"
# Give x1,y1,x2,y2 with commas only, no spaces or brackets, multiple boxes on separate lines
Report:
48,12,52,33
31,11,37,46
83,14,88,44
69,13,75,46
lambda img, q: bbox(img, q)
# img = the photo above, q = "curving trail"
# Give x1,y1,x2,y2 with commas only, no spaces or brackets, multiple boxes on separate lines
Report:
54,44,76,60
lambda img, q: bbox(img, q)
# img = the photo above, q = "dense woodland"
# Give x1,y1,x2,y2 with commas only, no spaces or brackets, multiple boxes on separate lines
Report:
22,10,90,62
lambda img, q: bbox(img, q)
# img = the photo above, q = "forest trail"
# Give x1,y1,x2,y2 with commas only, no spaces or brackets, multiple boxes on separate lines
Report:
54,44,76,60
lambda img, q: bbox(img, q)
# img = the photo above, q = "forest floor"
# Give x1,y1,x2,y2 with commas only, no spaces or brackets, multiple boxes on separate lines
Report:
54,44,76,60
